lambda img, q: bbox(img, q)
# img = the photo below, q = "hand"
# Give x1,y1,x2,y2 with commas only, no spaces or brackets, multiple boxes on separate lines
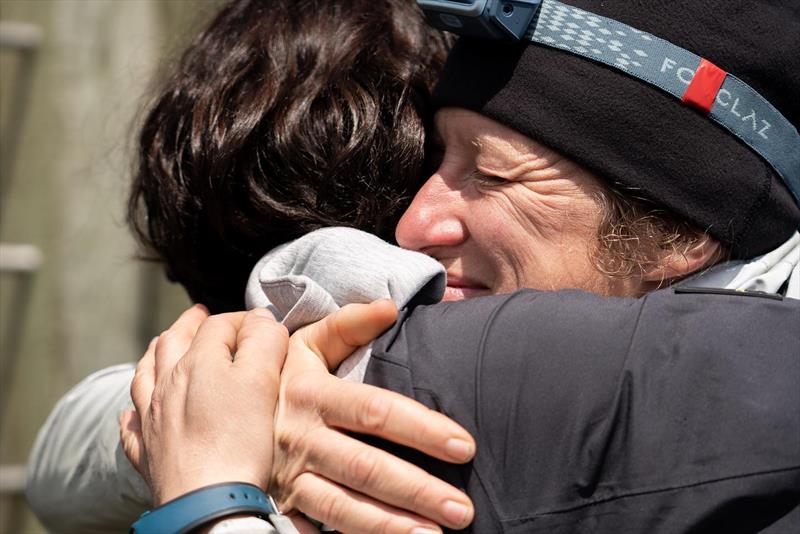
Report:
120,304,288,506
271,300,477,533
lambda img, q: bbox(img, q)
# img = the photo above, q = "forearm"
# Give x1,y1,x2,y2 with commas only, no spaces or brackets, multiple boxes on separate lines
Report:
27,364,151,534
365,290,800,530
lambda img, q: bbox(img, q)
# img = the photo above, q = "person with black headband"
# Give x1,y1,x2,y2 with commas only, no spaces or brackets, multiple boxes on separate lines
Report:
27,1,799,533
414,0,799,264
126,1,797,531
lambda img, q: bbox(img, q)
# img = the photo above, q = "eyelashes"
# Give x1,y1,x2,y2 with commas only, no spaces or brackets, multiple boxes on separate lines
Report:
423,138,510,190
470,170,508,187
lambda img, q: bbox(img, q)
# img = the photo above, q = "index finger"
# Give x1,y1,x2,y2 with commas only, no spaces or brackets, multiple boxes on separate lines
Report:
297,376,475,464
154,304,209,382
234,308,289,376
184,311,248,365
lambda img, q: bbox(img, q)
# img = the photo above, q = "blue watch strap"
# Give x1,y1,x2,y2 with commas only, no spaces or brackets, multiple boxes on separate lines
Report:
130,482,276,534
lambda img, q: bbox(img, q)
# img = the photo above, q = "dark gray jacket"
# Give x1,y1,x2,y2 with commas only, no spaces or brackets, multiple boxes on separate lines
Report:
365,288,800,533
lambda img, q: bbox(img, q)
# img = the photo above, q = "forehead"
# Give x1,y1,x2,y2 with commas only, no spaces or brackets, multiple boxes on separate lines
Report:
435,108,532,148
434,107,560,171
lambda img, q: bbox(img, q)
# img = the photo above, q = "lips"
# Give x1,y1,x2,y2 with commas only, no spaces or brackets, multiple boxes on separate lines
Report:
443,273,490,301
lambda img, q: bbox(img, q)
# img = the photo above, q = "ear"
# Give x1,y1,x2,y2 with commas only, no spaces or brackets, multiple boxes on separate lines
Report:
642,234,722,285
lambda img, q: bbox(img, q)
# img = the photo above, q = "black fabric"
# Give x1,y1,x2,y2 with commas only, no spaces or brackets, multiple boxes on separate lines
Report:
433,0,800,258
366,289,800,532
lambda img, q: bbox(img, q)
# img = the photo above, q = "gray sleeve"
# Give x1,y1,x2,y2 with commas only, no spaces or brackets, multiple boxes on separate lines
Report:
26,364,151,534
366,289,800,532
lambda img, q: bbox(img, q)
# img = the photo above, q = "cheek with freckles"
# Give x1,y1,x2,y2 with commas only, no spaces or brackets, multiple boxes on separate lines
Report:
479,184,579,245
472,184,607,293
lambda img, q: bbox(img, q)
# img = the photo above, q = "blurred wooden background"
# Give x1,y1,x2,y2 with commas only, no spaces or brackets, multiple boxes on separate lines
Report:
0,1,224,531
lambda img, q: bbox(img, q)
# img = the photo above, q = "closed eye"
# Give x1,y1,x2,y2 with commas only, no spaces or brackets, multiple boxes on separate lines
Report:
470,170,508,187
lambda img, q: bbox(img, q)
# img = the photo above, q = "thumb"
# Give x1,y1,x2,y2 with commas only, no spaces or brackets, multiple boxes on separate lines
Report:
296,299,398,371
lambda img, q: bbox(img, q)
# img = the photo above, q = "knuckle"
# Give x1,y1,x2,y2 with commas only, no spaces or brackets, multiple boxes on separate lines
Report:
358,392,392,433
171,357,192,382
283,374,318,408
145,336,159,356
155,329,181,348
129,376,140,400
270,323,290,345
130,369,142,388
147,392,163,417
253,312,287,334
345,448,379,489
203,315,226,329
409,480,431,512
374,517,396,534
155,332,191,359
281,471,309,511
134,356,150,376
316,487,346,526
241,321,289,351
290,472,344,527
131,367,150,393
363,514,398,534
274,321,289,336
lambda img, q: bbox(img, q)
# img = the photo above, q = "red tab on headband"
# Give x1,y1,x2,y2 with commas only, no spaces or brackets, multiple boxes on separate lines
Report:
682,59,728,113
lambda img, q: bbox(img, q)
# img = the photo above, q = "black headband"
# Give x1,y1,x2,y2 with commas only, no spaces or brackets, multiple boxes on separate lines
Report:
433,0,800,257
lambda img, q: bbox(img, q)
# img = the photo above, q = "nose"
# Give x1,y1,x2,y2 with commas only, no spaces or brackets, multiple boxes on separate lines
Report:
396,174,468,252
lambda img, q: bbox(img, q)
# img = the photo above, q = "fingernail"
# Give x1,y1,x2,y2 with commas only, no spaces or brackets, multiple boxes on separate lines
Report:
445,438,474,461
410,528,439,534
442,500,470,526
252,308,274,319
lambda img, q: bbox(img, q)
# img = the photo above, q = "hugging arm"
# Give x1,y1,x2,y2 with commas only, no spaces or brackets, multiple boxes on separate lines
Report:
361,289,800,532
27,289,799,533
25,301,475,534
26,363,148,534
120,300,475,534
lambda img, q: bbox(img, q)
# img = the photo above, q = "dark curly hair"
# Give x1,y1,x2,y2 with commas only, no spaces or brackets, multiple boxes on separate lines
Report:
128,0,452,312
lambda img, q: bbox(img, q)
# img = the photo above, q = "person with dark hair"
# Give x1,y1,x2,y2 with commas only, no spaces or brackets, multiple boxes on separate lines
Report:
29,1,461,532
128,0,452,314
27,0,799,532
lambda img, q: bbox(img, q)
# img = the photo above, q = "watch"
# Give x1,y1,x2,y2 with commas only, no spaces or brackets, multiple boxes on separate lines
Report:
130,482,276,534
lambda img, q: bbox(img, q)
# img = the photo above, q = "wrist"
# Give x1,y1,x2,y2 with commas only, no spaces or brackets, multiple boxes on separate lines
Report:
131,482,275,534
154,471,262,507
